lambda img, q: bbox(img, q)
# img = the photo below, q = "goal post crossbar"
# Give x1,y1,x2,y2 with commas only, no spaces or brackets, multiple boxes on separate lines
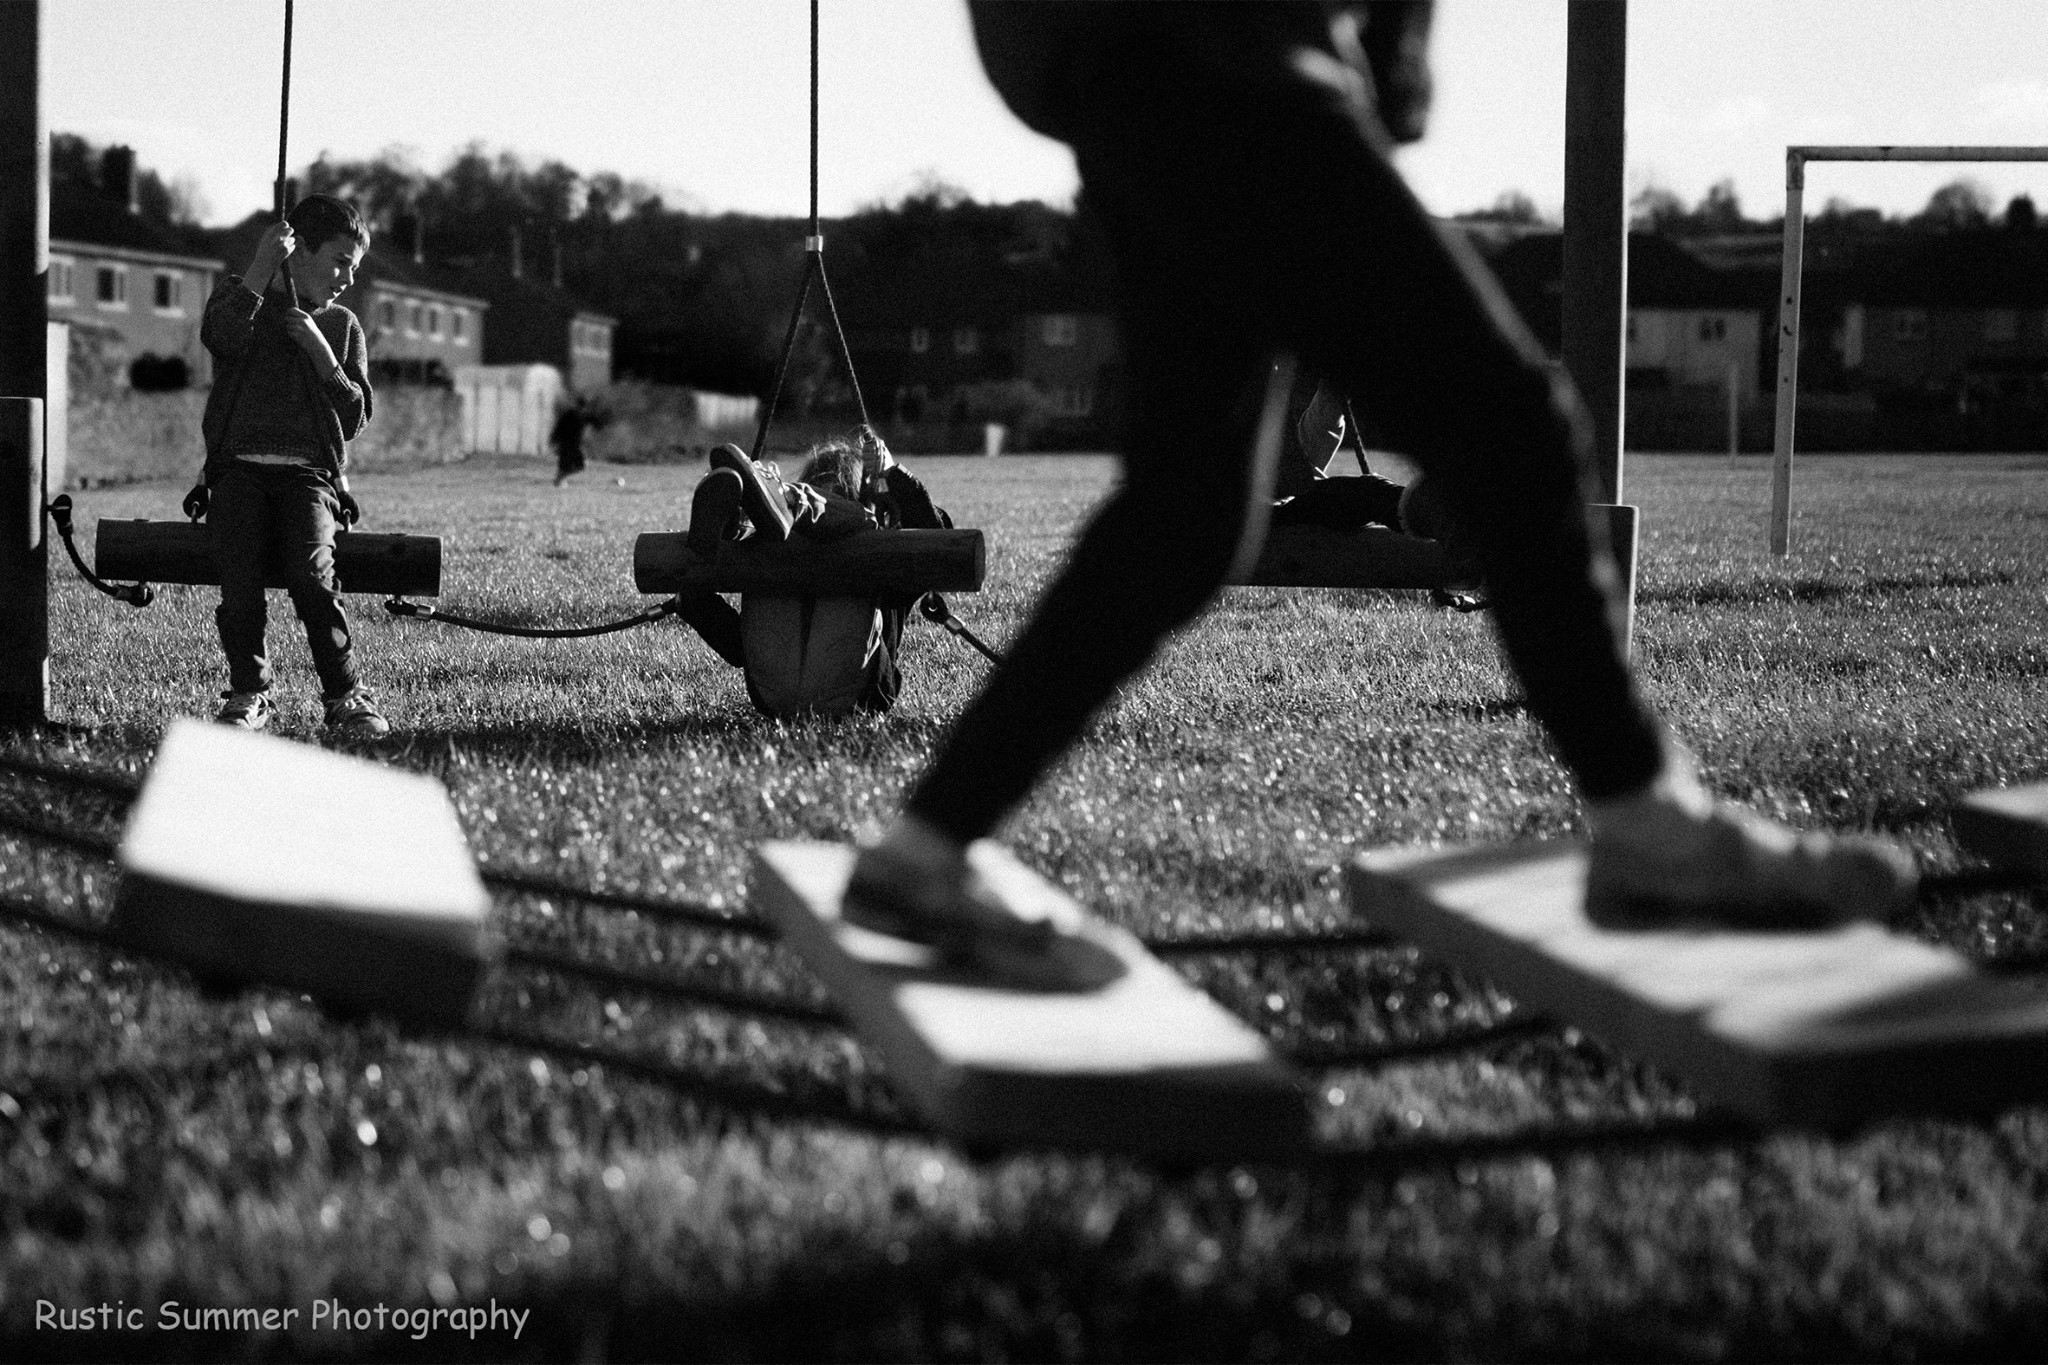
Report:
1769,146,2048,555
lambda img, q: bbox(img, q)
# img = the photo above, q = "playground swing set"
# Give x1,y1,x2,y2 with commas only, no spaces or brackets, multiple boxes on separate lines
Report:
11,2,2048,1163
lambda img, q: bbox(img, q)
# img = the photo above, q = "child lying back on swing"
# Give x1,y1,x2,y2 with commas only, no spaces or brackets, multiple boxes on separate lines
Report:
672,427,952,717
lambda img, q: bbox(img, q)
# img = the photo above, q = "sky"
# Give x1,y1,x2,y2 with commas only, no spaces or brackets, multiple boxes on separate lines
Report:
41,0,2048,229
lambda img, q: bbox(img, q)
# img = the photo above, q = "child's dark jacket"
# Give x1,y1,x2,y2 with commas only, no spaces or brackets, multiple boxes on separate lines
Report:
199,275,372,486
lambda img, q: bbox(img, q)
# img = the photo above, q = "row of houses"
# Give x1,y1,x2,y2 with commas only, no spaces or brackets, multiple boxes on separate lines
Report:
49,147,616,401
836,220,2048,450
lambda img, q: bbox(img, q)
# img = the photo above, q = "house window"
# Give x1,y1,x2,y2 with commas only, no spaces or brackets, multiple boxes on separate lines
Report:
1894,309,1928,341
1049,386,1095,418
379,298,396,329
450,308,466,341
96,265,128,308
1697,315,1727,343
953,326,979,355
1985,309,2019,341
908,326,930,354
153,272,181,312
1041,314,1078,346
427,305,442,339
47,258,74,302
406,301,422,335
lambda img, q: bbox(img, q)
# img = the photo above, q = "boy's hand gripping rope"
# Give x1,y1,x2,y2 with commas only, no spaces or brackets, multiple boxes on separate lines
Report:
45,497,154,608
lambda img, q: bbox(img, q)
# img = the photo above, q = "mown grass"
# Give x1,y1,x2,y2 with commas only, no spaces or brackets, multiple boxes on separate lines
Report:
3,451,2047,1362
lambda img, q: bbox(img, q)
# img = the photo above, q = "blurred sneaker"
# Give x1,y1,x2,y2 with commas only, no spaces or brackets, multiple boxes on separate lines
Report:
844,817,1122,991
686,467,747,558
709,444,795,542
1585,748,1917,930
323,688,391,739
215,689,275,731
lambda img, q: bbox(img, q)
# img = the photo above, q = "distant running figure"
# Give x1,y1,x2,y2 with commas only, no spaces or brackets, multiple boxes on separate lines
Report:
550,396,596,486
841,0,1914,983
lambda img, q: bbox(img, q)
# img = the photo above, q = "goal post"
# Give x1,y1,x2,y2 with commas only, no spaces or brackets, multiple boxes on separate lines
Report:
1770,145,2048,555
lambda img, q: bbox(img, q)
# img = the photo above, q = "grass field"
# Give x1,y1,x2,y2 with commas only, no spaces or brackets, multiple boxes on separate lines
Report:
3,450,2047,1361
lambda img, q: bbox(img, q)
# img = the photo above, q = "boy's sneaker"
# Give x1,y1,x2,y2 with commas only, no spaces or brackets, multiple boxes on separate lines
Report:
843,817,1123,991
1585,748,1917,930
686,467,748,558
323,689,391,739
709,444,795,542
215,690,275,731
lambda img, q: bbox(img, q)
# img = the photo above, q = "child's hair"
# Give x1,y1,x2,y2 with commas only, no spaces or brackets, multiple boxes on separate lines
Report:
797,437,865,499
286,194,371,253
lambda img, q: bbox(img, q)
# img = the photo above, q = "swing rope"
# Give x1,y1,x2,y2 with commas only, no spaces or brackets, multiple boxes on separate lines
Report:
382,595,690,639
749,0,870,461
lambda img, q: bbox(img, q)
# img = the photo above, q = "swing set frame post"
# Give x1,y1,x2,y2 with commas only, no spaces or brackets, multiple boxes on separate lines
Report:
0,0,49,725
1559,0,1638,655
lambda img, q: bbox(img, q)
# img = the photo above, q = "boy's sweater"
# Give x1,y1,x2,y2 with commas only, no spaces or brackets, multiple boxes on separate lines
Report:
199,276,372,485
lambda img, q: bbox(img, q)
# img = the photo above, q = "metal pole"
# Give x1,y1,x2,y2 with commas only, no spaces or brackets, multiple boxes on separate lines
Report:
0,0,49,725
1768,150,1806,556
1727,360,1740,466
1561,0,1629,507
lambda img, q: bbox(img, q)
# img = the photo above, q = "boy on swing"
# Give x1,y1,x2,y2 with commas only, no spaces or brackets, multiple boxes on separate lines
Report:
674,427,951,716
191,193,388,738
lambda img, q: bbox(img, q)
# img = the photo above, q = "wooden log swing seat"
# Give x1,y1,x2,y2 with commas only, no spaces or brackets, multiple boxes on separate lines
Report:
96,517,443,598
633,526,985,597
1232,522,1449,590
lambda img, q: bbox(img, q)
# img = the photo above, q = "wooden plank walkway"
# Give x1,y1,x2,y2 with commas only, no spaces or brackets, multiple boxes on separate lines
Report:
1348,839,2048,1129
111,720,493,1028
754,841,1311,1159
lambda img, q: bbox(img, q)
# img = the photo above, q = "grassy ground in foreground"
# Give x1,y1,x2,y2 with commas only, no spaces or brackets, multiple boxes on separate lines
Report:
2,451,2047,1362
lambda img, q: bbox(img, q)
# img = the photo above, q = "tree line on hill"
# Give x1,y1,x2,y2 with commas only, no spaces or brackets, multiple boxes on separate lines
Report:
55,134,2042,401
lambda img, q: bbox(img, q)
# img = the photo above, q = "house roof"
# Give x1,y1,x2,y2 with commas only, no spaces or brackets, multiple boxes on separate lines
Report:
453,259,616,325
1807,231,2048,308
204,216,490,306
50,194,221,268
1490,231,1777,313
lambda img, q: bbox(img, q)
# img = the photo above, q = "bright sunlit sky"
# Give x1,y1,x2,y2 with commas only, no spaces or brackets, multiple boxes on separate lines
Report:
43,0,2048,228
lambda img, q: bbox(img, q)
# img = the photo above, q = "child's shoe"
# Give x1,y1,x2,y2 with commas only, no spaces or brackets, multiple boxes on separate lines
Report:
1584,747,1917,930
844,816,1121,991
215,689,275,731
686,468,747,558
323,688,391,739
709,444,796,542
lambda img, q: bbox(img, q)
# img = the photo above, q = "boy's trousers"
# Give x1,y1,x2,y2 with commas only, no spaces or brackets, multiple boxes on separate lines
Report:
209,463,360,699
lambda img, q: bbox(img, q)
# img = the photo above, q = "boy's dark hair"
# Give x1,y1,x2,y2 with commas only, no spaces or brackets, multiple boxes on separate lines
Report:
286,194,371,252
799,438,865,499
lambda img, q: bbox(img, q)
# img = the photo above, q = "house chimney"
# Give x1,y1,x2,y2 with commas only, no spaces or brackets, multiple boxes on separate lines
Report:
100,145,138,214
412,212,424,264
551,228,563,288
509,224,523,279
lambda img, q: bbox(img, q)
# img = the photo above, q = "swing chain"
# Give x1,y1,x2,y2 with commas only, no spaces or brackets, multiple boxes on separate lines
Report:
45,497,154,608
383,595,686,640
919,593,1002,666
